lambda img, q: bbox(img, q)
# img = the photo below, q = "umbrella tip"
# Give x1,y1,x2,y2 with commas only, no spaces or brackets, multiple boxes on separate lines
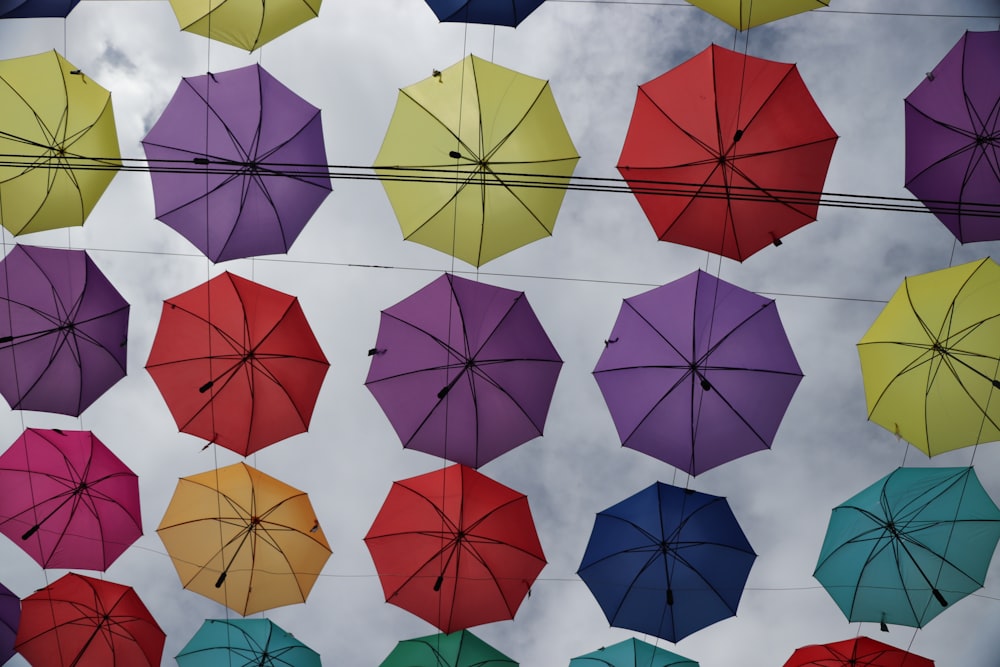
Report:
933,588,948,607
433,69,442,80
770,232,783,247
925,71,935,81
604,337,618,347
199,381,214,393
666,588,674,605
880,613,888,632
433,575,444,591
992,379,1000,389
368,348,385,356
215,572,227,588
21,525,39,540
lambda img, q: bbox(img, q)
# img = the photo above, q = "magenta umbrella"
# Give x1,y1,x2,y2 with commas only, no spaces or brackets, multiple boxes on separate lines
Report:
0,428,142,571
594,269,803,475
142,63,332,262
905,29,1000,242
365,273,562,468
0,244,129,416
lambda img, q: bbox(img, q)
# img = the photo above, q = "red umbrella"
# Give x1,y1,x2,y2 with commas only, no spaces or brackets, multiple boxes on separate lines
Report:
783,636,934,666
15,573,165,667
364,464,546,633
618,44,838,261
0,428,141,571
145,271,329,456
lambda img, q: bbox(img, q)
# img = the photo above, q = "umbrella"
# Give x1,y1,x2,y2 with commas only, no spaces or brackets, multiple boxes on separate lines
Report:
364,464,546,633
814,466,1000,629
617,43,838,261
569,638,698,666
374,54,579,267
365,272,562,468
145,271,330,456
168,0,322,51
14,572,165,667
593,269,803,475
0,428,141,571
0,244,129,416
176,618,322,667
380,629,517,667
0,50,120,236
577,482,756,642
422,0,545,27
0,581,17,665
142,63,332,262
0,0,79,18
857,257,1000,456
904,29,1000,243
157,462,332,616
685,0,828,30
783,636,934,667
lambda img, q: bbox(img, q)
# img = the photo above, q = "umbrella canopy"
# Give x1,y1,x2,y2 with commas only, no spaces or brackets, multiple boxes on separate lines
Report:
14,573,165,667
380,629,517,667
176,618,322,667
0,244,129,416
364,464,546,633
905,29,1000,243
685,0,828,30
374,54,579,267
0,0,79,18
857,257,1000,456
577,482,756,642
168,0,322,51
0,428,141,571
423,0,545,26
617,43,837,261
569,637,698,666
0,50,120,236
145,271,329,456
783,636,934,667
157,462,332,616
814,466,1000,629
593,269,802,475
142,63,331,262
0,581,17,665
365,272,562,468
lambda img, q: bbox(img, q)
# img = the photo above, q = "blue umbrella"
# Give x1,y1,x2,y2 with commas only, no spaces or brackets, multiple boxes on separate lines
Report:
0,0,79,18
176,618,321,667
577,482,756,642
422,0,545,26
569,638,698,666
0,581,18,665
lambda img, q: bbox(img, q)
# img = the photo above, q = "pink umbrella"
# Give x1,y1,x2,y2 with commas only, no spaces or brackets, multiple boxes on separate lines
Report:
0,428,142,570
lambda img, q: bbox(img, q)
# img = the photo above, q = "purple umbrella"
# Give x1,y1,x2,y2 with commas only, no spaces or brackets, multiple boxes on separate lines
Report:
593,269,803,475
142,63,331,262
905,29,1000,243
365,273,562,468
0,581,17,665
0,245,129,416
0,428,142,571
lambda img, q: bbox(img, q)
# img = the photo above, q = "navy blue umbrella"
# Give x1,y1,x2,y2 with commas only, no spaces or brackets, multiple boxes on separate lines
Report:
0,0,79,18
577,482,756,642
423,0,545,26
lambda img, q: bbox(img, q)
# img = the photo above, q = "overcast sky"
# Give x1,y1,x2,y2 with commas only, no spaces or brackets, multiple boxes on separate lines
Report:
2,1,1000,665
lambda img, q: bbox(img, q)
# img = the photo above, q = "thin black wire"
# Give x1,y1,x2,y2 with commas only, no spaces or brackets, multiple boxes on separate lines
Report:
2,154,996,218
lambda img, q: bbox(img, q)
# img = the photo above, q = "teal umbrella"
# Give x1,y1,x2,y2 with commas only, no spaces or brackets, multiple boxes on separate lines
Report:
176,618,321,666
569,638,698,666
380,630,516,667
814,467,1000,629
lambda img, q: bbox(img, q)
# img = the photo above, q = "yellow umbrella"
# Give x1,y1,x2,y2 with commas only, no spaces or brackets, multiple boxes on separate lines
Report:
157,462,332,616
858,258,1000,456
169,0,322,51
374,55,579,267
0,50,120,236
686,0,828,30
